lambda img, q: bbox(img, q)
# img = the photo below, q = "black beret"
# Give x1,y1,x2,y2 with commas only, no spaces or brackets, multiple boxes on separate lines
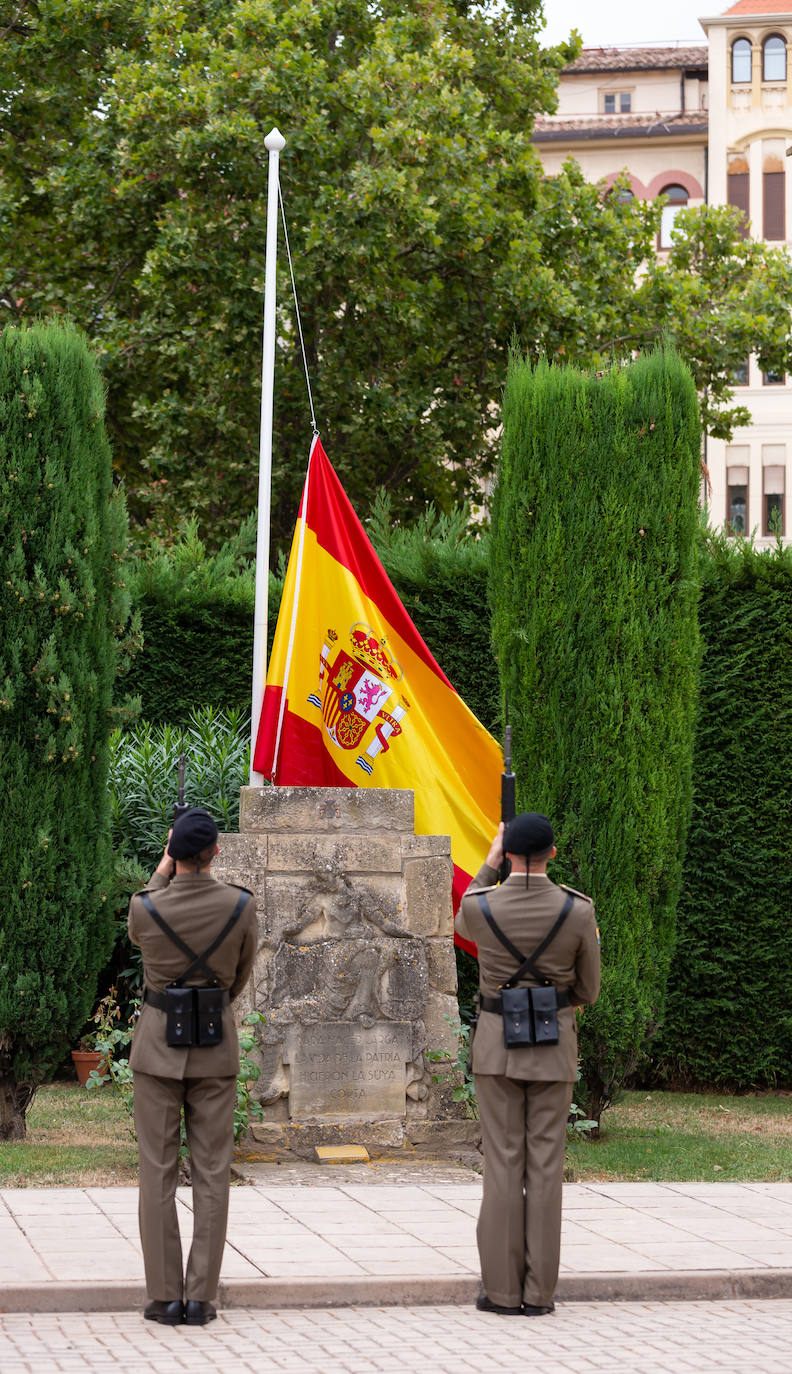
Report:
503,812,554,856
167,808,219,860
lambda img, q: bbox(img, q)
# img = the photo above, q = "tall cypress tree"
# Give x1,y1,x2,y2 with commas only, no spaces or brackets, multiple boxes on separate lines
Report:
490,350,701,1120
0,322,129,1138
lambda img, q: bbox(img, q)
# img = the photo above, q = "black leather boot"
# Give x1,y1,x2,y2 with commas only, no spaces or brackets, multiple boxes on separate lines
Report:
144,1299,184,1325
184,1300,217,1325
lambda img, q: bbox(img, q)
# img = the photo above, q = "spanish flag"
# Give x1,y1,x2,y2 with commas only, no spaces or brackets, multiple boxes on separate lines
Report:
253,437,501,940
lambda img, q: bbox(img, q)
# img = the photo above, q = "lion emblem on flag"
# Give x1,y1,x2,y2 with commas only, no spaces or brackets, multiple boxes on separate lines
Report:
307,623,410,774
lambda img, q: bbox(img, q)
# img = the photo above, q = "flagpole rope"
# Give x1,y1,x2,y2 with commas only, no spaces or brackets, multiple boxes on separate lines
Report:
279,180,319,437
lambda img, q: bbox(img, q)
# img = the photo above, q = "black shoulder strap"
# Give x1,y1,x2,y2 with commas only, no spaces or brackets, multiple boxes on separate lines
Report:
476,890,575,988
139,891,249,986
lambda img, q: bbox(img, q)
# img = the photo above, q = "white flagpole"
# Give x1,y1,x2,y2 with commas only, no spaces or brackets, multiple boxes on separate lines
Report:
250,126,286,786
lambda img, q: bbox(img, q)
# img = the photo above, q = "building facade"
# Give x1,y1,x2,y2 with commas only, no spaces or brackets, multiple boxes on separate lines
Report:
534,1,792,545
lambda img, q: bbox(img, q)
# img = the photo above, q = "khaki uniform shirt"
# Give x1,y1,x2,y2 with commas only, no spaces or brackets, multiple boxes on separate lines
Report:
128,869,258,1079
456,865,601,1082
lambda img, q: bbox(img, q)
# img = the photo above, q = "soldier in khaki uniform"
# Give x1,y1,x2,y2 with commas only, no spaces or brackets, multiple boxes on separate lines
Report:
456,813,600,1317
127,808,257,1326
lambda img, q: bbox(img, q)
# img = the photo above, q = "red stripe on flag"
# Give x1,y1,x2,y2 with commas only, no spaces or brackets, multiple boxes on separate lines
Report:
306,441,456,691
452,863,478,957
254,688,351,787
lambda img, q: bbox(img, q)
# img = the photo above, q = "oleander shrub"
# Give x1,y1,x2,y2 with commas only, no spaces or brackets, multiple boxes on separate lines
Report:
110,705,251,872
490,350,702,1121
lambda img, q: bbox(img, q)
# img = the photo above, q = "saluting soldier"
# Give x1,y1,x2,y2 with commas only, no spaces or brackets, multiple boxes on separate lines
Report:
127,807,257,1326
456,812,600,1318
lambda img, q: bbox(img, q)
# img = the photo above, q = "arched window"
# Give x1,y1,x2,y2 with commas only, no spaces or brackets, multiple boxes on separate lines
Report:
659,184,688,248
607,183,635,204
763,34,786,81
732,37,752,83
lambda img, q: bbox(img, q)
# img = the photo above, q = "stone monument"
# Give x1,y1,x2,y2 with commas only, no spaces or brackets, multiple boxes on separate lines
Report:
213,785,477,1157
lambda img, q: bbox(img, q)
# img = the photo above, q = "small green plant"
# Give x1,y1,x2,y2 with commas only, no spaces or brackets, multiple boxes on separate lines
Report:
86,998,267,1151
427,1017,479,1120
235,1011,267,1144
85,988,138,1125
568,1069,598,1139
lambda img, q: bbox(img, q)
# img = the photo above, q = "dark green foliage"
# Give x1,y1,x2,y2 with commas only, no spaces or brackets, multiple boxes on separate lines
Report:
128,495,500,732
124,518,282,722
655,538,792,1089
0,322,129,1128
490,351,702,1118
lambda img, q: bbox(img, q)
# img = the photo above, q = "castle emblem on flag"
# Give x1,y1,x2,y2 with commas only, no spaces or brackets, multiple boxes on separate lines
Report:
308,623,410,772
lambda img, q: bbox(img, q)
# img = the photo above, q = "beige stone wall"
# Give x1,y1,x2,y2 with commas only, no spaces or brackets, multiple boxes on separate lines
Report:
702,9,792,544
215,786,474,1156
556,70,703,118
537,15,792,548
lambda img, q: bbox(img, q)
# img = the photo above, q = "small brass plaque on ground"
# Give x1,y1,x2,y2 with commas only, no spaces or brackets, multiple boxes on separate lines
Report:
315,1145,371,1164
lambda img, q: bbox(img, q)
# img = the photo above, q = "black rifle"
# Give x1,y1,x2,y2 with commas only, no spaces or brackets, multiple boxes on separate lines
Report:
499,698,516,883
173,748,190,824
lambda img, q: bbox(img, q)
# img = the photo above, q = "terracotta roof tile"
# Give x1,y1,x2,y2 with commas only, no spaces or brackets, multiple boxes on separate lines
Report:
723,0,792,13
533,110,709,141
563,45,708,73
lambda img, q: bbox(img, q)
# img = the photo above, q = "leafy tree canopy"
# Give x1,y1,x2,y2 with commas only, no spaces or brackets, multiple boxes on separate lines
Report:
3,5,790,553
1,0,654,550
638,204,792,441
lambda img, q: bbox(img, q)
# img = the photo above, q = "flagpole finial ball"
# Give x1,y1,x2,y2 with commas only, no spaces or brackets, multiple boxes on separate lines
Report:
265,128,286,152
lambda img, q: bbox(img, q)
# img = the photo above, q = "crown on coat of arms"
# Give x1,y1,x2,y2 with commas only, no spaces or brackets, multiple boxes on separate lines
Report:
349,623,402,682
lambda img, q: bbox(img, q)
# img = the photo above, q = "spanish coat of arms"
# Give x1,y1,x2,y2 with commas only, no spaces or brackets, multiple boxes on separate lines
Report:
307,623,410,776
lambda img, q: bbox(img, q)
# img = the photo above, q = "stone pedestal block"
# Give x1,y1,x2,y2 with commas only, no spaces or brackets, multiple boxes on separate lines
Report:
218,786,469,1155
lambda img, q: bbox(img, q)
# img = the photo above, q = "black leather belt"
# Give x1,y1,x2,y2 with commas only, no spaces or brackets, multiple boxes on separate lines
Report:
144,986,230,1011
480,989,572,1014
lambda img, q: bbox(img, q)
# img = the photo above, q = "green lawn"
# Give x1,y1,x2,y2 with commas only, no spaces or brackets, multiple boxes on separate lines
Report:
1,1084,791,1186
0,1082,138,1187
566,1089,792,1182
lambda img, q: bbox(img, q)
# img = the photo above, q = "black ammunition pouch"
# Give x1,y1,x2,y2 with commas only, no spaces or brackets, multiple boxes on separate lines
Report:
144,984,230,1047
476,890,574,1050
164,986,195,1047
500,986,536,1047
139,890,249,1049
480,987,571,1047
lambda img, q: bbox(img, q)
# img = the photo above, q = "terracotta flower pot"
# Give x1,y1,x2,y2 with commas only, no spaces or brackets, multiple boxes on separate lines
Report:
71,1049,108,1086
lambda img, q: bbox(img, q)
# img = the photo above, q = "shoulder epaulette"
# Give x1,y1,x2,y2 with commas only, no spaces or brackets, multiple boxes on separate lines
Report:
468,882,499,896
226,881,254,897
559,883,593,904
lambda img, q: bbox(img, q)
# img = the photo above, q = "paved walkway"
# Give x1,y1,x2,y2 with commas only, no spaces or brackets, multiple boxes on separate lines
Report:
2,1174,792,1312
3,1301,792,1374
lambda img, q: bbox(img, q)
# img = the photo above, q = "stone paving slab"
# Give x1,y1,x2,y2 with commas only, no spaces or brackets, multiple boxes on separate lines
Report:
2,1178,792,1313
3,1301,792,1374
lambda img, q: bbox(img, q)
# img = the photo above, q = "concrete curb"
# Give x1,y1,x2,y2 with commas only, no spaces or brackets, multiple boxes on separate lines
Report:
1,1270,792,1314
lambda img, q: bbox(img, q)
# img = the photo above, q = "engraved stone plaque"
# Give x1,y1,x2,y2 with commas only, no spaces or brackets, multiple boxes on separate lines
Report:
285,1022,412,1119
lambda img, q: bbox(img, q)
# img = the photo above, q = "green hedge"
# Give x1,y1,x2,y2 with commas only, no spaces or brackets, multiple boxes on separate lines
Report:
0,322,129,1128
490,351,702,1120
124,517,281,722
126,500,498,731
655,537,792,1089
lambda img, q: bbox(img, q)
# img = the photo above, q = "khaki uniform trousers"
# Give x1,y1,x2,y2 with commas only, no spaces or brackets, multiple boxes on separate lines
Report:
133,1071,237,1302
474,1074,574,1308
